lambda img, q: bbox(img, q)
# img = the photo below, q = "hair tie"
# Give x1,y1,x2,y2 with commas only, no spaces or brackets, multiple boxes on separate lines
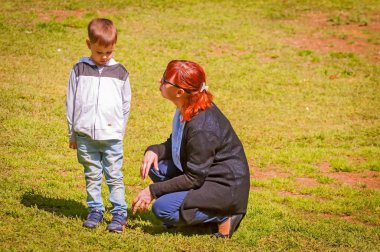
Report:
200,82,208,92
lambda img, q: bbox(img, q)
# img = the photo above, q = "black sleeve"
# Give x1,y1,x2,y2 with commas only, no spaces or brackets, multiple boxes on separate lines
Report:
145,134,172,161
149,130,219,198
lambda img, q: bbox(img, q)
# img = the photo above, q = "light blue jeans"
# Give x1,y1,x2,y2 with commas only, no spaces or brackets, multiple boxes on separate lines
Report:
149,160,227,226
76,134,127,216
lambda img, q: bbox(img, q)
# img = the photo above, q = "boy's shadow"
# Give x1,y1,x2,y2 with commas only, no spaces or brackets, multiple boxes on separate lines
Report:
21,191,87,219
21,192,215,236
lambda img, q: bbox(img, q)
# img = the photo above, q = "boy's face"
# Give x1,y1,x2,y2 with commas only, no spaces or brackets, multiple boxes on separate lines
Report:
86,40,115,66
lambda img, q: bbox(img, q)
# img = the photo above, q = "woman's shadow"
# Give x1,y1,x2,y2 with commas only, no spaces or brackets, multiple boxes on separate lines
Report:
129,212,217,236
21,191,87,219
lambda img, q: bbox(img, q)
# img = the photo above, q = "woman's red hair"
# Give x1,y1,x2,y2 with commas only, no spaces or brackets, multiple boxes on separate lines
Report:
164,60,213,121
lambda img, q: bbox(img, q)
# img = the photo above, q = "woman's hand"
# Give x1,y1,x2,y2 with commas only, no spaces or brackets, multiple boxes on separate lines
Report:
140,150,158,179
132,187,153,215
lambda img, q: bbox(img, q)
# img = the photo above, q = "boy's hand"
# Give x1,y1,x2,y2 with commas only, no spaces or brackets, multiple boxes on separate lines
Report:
140,150,158,179
69,141,77,149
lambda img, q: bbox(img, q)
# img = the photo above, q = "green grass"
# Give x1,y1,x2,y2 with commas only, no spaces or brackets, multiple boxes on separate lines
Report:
1,0,380,251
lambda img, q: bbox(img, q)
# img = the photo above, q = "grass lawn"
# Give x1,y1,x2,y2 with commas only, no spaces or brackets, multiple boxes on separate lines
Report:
0,0,379,251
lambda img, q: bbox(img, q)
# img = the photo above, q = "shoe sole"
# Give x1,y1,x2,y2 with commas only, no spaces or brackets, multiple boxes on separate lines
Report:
83,225,97,229
107,225,126,233
83,223,102,229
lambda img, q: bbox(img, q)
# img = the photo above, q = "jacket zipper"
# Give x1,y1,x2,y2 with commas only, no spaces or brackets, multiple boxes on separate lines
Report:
93,70,101,139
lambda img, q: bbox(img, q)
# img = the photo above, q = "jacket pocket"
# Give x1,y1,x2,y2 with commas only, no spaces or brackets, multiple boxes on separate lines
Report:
97,104,123,131
74,104,95,130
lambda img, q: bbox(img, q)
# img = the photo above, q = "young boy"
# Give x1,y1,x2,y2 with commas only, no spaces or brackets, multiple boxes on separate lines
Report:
66,18,131,233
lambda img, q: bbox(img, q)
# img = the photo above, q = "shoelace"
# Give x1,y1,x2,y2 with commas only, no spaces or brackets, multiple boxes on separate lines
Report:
111,214,125,225
87,211,103,222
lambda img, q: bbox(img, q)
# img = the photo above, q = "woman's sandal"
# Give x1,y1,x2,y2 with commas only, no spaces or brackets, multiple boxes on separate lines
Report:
212,214,244,238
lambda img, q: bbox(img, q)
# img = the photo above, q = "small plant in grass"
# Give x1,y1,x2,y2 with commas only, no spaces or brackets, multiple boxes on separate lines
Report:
348,13,369,26
298,50,313,57
367,35,380,45
329,51,355,59
62,16,88,28
341,69,354,77
328,13,368,26
365,161,380,171
315,175,335,184
330,158,354,172
311,56,320,63
337,33,348,40
328,15,346,26
293,164,317,177
37,21,66,33
356,182,367,189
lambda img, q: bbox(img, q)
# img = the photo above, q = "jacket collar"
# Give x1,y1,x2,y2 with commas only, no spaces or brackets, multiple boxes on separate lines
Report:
79,57,118,66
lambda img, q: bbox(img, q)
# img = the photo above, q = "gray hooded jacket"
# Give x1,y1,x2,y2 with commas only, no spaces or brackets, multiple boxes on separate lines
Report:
66,57,131,142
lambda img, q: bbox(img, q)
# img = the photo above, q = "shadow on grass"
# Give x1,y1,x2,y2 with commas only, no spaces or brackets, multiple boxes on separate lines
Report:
128,211,216,237
21,192,215,236
21,191,87,219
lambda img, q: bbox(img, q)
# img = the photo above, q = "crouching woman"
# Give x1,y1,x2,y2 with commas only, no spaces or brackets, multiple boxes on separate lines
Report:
132,60,250,238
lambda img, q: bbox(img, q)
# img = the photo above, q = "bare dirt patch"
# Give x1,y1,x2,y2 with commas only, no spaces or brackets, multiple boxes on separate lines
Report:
295,177,319,187
251,166,291,180
283,12,380,61
250,165,292,191
38,9,118,22
250,187,263,192
251,166,321,190
317,161,380,190
207,42,253,57
317,161,331,173
250,159,380,191
278,190,314,198
304,212,378,227
39,9,85,22
328,170,380,190
208,42,233,56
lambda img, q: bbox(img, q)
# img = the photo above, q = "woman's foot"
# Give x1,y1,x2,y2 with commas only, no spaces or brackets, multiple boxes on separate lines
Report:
213,214,244,238
217,217,231,237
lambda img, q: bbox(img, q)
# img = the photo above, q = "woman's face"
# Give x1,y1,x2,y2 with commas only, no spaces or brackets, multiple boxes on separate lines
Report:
159,79,176,101
159,72,181,101
159,71,189,108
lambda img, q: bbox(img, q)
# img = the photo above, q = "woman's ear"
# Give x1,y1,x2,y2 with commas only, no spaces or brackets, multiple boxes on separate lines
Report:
176,88,186,97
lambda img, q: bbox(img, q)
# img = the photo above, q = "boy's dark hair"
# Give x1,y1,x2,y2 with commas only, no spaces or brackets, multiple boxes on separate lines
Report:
87,18,117,46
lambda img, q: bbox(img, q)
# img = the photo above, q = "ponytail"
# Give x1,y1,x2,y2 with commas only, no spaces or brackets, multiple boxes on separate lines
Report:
181,91,213,121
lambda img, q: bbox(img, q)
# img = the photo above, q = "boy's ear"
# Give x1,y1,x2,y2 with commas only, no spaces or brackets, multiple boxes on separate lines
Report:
86,39,91,49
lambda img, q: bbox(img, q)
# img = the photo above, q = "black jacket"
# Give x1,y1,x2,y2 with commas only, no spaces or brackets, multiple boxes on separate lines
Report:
147,104,250,224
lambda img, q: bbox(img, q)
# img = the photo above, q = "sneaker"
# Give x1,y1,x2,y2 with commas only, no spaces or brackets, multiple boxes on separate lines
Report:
83,209,103,228
106,212,126,233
